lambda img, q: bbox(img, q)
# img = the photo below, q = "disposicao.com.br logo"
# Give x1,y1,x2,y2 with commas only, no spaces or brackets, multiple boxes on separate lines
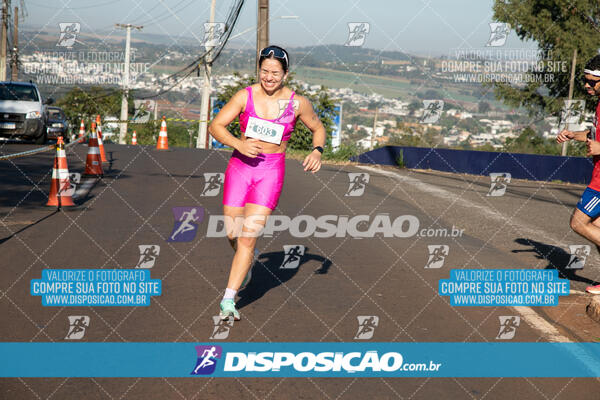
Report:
205,214,463,239
195,349,442,375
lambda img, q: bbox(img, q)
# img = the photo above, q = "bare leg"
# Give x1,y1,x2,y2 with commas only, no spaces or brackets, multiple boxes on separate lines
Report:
228,237,237,251
226,203,272,291
224,205,244,251
570,209,600,248
590,214,600,254
576,209,600,291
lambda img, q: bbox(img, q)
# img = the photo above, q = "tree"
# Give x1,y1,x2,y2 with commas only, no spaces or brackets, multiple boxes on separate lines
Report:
368,101,382,110
502,126,588,155
457,117,481,133
125,120,194,148
478,101,491,114
56,86,133,129
407,100,421,116
492,0,600,115
215,72,336,151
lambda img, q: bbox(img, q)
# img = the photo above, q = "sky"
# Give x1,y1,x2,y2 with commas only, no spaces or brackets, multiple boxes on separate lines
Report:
22,0,536,56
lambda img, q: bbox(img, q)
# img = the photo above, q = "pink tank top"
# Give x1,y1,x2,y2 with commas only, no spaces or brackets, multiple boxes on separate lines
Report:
239,86,296,142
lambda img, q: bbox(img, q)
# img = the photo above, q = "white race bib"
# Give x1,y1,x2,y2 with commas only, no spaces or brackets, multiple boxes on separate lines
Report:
245,116,285,144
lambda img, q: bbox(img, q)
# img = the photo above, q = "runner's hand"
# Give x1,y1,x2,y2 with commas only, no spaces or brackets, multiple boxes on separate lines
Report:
238,138,263,158
556,130,576,143
302,150,322,173
586,139,600,156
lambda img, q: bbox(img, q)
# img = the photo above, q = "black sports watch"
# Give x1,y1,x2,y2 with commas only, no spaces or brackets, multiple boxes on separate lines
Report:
313,146,323,154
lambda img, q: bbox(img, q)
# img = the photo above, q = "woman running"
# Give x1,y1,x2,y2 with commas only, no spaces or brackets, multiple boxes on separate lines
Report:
209,45,326,320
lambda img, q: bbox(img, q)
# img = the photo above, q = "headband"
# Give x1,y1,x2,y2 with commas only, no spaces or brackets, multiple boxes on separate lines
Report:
584,69,600,77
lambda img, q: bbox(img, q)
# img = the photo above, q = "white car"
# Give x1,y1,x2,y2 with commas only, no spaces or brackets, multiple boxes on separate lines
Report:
0,81,53,144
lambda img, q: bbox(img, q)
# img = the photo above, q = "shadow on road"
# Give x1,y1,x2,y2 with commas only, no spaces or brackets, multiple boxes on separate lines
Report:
512,237,596,285
0,145,127,211
0,209,59,245
236,246,332,309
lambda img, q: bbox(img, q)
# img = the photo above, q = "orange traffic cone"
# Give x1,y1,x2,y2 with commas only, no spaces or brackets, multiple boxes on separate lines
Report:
131,131,137,145
47,137,75,207
84,122,103,177
96,115,107,162
156,116,168,150
78,119,85,141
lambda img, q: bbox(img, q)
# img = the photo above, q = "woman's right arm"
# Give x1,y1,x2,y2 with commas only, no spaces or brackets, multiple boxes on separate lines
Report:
208,89,263,157
208,89,245,149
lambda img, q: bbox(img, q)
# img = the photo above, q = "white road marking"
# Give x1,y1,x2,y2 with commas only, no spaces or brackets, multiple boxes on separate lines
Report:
358,165,570,247
359,165,600,375
73,178,96,199
511,306,570,342
358,165,574,342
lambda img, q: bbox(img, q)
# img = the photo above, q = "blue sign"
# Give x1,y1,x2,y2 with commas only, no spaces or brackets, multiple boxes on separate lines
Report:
211,97,227,149
332,103,342,149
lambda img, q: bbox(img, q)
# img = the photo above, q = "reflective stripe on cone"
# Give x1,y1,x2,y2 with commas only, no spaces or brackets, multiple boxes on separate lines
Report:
47,137,75,207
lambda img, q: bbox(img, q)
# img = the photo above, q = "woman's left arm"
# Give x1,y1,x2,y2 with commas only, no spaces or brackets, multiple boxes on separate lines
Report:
297,95,326,173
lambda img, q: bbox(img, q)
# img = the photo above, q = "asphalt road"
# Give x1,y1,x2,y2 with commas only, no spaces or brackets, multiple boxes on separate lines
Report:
1,142,600,399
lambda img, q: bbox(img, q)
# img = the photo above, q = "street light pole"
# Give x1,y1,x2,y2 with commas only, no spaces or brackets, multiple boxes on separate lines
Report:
0,0,8,81
10,6,17,81
562,48,577,157
371,107,378,150
196,0,216,149
116,23,143,145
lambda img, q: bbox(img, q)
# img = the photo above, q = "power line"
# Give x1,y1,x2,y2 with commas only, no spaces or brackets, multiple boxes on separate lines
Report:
209,0,245,64
23,0,245,103
132,0,195,27
142,0,245,93
26,0,122,9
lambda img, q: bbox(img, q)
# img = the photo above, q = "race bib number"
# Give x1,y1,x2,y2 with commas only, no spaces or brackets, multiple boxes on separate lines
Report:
245,116,285,144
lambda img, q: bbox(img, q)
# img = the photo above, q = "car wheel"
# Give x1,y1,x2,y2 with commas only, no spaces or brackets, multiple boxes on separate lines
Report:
34,130,47,144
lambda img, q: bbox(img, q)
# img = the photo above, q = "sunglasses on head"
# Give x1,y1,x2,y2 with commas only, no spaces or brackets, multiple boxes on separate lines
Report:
583,76,600,87
260,47,288,66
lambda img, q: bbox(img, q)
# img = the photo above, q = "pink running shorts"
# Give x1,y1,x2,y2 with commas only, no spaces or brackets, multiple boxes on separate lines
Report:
223,150,285,210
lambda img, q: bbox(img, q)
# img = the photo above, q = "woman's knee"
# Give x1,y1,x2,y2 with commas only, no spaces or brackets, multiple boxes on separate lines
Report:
223,214,244,239
237,235,257,249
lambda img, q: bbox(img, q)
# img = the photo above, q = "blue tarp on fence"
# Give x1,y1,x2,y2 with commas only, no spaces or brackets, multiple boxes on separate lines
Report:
351,146,595,185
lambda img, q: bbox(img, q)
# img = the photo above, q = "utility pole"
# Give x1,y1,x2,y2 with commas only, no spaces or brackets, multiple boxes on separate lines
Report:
0,0,8,81
196,0,216,149
370,107,378,150
256,0,269,78
10,6,16,81
562,48,577,157
116,23,143,145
